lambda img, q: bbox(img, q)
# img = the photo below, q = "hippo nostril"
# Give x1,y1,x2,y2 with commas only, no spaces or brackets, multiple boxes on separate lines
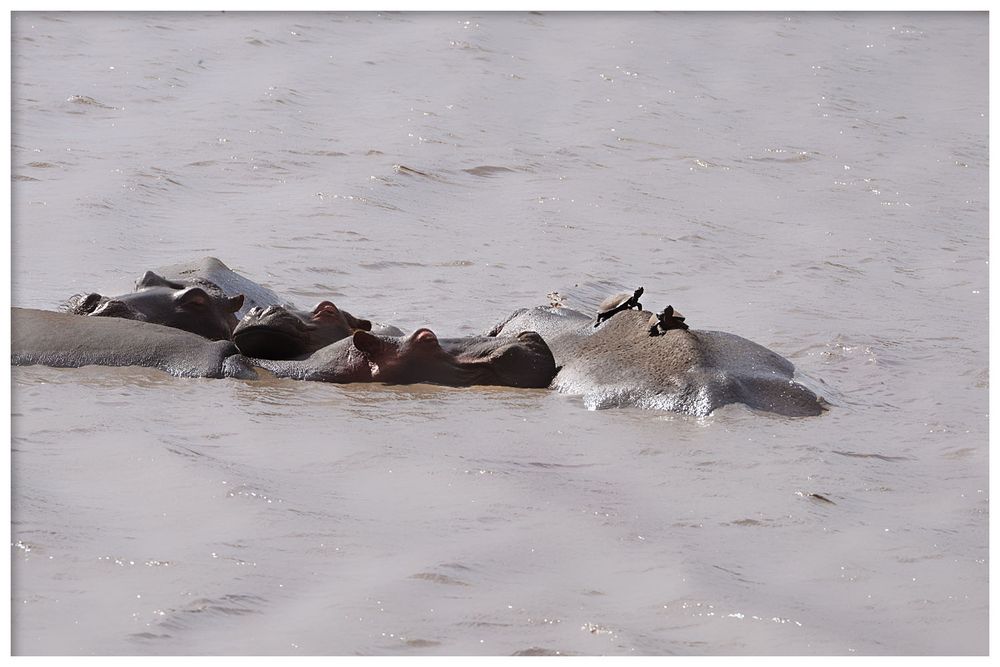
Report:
412,328,438,345
91,299,131,318
312,301,340,318
78,293,105,314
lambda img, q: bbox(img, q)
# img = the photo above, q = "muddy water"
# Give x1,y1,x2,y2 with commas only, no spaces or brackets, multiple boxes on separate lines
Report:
10,12,988,655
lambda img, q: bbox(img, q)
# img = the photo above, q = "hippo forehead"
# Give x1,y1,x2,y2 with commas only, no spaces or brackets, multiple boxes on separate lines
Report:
438,332,548,360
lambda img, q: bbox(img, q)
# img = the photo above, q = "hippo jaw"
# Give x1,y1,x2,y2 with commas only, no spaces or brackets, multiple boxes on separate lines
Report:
464,331,557,388
234,305,315,359
351,328,556,388
233,302,371,360
351,328,476,386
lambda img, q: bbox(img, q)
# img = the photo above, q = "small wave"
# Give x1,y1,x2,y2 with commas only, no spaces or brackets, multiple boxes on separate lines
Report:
832,450,911,462
65,94,116,110
157,593,267,631
513,647,568,656
409,572,470,586
360,260,426,270
463,165,516,177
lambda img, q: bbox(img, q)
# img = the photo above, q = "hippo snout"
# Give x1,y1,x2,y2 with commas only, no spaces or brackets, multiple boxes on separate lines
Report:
77,293,105,314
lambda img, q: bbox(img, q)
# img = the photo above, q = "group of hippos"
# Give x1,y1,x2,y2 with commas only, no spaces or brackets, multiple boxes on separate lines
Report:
11,257,826,417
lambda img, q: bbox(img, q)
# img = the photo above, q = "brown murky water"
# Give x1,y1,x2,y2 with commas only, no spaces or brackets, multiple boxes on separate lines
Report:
11,12,988,655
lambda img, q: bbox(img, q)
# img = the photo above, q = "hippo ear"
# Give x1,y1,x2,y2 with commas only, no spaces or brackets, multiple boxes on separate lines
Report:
175,287,211,310
226,294,245,313
343,312,372,331
136,270,183,291
352,330,386,360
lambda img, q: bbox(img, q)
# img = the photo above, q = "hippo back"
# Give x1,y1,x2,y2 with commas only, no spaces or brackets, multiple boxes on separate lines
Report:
12,307,240,379
155,257,291,319
491,306,823,417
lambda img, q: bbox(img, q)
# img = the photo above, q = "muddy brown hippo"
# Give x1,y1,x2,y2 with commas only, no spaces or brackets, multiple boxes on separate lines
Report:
12,307,253,379
233,301,404,360
487,302,824,417
249,327,556,388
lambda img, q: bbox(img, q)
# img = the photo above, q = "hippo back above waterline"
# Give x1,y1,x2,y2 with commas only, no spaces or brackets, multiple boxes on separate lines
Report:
152,256,290,319
11,307,252,379
488,305,825,417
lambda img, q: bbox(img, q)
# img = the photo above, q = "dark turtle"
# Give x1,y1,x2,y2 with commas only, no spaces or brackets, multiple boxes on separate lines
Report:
648,305,689,336
594,286,644,327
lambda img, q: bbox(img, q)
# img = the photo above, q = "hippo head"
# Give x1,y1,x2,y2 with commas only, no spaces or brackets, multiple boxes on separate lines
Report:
350,328,556,388
233,301,373,360
69,270,243,341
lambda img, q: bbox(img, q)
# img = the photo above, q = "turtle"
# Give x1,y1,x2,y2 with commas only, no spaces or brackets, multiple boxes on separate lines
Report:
594,286,644,327
648,305,689,336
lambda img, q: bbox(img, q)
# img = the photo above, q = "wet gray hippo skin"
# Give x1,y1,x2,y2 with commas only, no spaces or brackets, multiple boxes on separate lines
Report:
157,257,404,339
250,327,556,388
68,270,244,341
153,256,290,319
488,306,824,417
12,307,254,379
233,301,402,361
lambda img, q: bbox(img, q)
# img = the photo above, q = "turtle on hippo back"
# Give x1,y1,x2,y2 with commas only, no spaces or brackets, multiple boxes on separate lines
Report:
648,305,688,336
594,287,645,327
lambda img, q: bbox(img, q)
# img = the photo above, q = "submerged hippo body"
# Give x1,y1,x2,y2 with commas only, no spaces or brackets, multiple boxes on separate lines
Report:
233,301,402,360
251,327,556,388
488,306,824,417
12,307,254,379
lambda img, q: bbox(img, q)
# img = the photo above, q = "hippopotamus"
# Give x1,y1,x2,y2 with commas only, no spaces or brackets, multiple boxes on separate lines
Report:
249,327,556,388
151,256,289,319
13,308,555,389
12,307,254,379
66,270,244,341
487,302,825,417
233,301,404,360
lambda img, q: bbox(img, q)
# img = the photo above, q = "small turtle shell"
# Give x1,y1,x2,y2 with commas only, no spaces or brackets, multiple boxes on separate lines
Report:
595,286,644,326
648,305,689,335
599,292,635,312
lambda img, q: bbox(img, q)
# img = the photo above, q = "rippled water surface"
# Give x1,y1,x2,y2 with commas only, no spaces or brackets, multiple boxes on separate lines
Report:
10,12,988,655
